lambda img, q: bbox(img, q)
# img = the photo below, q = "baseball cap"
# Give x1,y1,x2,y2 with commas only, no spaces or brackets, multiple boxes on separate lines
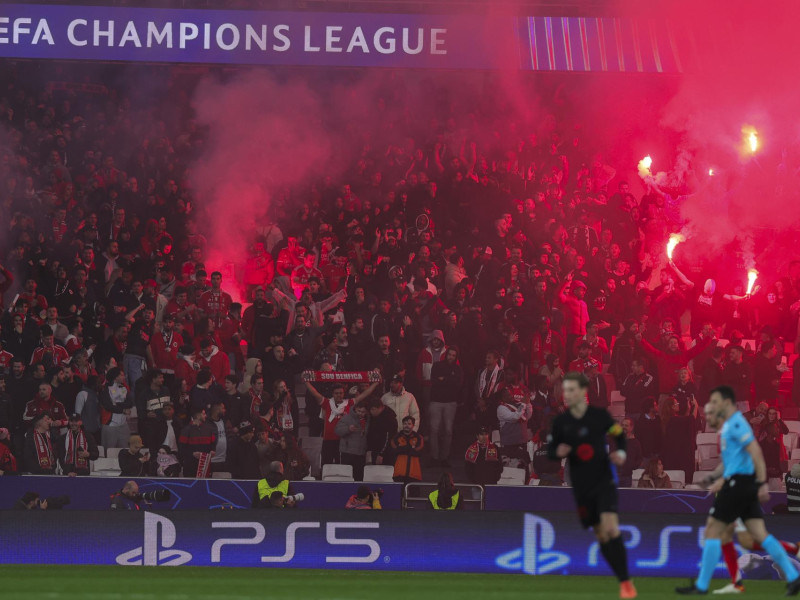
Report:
391,374,404,384
239,421,255,435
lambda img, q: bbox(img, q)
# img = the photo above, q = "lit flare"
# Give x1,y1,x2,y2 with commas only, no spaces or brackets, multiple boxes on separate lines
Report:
666,233,685,260
746,269,758,295
637,155,652,178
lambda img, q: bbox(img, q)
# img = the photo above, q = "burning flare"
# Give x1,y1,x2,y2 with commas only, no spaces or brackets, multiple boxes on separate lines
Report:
637,155,652,178
743,127,759,154
746,269,758,295
666,233,685,260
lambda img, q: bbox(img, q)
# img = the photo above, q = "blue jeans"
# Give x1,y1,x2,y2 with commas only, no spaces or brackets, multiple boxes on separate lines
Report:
428,402,457,461
123,354,146,398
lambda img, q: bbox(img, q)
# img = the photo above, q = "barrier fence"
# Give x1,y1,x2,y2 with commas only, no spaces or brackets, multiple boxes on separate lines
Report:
1,509,798,579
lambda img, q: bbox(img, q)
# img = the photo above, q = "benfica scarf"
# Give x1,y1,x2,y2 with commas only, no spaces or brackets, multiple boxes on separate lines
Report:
465,441,499,464
65,429,89,470
249,390,264,419
196,452,212,478
34,430,55,470
304,370,380,383
478,365,501,399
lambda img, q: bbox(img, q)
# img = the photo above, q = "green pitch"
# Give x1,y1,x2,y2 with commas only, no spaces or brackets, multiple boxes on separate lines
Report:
0,565,791,599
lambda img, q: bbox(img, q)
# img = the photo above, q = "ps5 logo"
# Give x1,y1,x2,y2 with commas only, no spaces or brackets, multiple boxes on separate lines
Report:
116,513,193,566
495,514,570,575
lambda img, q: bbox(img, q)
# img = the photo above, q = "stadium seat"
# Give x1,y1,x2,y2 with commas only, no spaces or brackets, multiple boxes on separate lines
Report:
785,432,798,454
610,390,624,405
321,464,354,481
363,465,394,483
212,471,232,479
693,471,714,484
302,475,316,481
105,447,122,459
498,467,526,486
697,445,720,471
299,436,323,479
785,422,800,437
665,470,686,489
96,445,105,458
684,484,702,490
696,432,718,446
632,468,644,486
91,457,121,477
491,430,501,446
609,404,625,419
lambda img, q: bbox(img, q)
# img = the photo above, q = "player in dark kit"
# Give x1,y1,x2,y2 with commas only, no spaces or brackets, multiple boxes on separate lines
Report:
548,372,637,599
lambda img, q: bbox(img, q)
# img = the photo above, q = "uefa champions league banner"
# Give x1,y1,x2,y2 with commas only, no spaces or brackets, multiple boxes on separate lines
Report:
0,4,688,72
2,510,799,578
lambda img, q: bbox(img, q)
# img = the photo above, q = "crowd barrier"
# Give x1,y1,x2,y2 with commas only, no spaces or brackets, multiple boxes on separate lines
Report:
1,509,798,579
0,476,789,514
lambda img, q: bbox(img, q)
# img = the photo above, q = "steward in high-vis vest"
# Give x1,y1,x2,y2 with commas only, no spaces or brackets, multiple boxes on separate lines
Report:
252,461,296,508
428,473,463,510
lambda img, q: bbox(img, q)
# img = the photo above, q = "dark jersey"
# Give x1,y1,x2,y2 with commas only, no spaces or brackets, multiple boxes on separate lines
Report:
547,405,626,496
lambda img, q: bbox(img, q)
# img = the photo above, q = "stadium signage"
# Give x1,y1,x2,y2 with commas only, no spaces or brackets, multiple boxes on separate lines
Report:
0,4,687,72
115,513,380,566
6,511,799,577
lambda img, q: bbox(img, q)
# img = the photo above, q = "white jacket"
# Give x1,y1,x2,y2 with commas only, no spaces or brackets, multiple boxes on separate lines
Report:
381,389,420,431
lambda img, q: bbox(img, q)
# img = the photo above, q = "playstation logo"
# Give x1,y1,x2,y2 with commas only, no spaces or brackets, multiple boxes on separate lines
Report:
495,514,570,575
116,513,192,566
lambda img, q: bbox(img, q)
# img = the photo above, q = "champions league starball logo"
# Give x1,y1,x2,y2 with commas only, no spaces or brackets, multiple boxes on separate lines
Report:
495,514,571,575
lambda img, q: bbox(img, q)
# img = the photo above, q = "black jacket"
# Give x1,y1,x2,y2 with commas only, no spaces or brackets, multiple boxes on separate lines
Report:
430,361,464,404
227,435,261,480
366,407,398,459
118,448,147,476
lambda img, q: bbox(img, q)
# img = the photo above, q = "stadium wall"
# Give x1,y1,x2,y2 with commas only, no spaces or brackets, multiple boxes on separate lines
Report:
2,510,798,579
0,475,789,513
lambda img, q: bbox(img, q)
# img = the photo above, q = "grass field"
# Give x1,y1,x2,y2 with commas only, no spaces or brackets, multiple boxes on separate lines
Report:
0,565,793,600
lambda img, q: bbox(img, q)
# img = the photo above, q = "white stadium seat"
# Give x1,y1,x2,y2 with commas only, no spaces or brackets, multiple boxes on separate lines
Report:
105,447,122,459
498,467,526,486
321,464,354,482
665,470,686,489
363,465,395,483
696,433,718,446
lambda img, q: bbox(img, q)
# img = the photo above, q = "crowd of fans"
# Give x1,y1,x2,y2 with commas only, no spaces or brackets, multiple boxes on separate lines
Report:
0,64,799,489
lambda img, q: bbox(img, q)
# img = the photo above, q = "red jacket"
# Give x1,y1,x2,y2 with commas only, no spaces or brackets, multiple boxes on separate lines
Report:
175,356,198,389
30,345,70,367
150,330,184,373
641,338,712,394
198,346,230,383
23,396,68,424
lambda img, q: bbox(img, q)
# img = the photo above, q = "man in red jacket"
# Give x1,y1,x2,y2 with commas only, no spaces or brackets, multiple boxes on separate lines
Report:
640,334,711,396
30,327,69,368
150,314,183,376
217,303,244,373
198,271,232,328
197,337,230,384
23,382,69,428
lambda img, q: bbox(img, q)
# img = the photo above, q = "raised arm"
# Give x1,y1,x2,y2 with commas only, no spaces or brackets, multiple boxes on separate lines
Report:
353,380,380,404
303,377,325,406
668,260,694,288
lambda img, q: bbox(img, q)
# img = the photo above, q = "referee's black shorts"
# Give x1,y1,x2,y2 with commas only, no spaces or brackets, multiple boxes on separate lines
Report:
709,475,763,524
575,479,618,529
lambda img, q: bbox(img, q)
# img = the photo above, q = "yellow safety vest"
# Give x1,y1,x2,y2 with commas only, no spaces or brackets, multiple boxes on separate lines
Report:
429,490,459,510
257,478,289,501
